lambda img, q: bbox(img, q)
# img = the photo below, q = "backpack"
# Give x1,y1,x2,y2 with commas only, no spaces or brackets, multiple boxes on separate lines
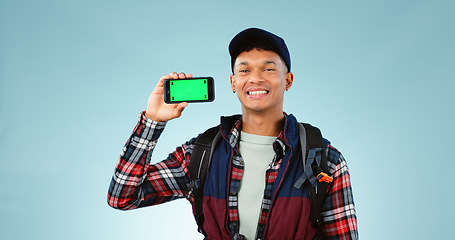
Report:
186,123,333,239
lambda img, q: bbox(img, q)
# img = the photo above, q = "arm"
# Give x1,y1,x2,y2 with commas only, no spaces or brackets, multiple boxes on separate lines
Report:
321,146,358,239
107,112,196,209
107,72,195,210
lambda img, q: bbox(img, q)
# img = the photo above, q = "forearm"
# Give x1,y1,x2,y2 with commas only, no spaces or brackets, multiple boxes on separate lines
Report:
107,112,192,210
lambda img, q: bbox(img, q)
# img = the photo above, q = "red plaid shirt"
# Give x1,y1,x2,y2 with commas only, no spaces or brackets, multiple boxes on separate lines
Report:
108,112,358,239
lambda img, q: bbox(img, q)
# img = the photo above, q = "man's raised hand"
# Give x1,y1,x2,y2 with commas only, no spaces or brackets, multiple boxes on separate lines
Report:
145,72,193,122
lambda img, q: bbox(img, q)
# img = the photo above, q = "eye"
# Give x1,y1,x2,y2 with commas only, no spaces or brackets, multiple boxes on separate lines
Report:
239,69,249,73
264,68,276,72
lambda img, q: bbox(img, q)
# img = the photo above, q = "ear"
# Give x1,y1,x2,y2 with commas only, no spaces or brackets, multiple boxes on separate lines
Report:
285,72,294,90
230,74,236,92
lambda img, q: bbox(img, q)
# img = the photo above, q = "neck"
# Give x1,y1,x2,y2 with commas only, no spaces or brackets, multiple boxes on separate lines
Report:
241,110,284,137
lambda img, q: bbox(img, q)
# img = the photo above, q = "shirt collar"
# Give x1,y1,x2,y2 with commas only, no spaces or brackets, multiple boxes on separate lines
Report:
226,116,289,157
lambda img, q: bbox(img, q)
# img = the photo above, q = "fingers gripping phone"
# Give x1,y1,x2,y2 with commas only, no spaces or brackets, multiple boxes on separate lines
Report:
164,77,215,103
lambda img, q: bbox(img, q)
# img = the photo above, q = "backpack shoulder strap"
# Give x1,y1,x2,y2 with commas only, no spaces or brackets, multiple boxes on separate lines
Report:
187,125,221,235
298,123,332,239
294,123,329,189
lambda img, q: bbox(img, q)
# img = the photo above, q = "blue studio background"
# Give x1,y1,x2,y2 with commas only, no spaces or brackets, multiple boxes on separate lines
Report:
1,1,454,239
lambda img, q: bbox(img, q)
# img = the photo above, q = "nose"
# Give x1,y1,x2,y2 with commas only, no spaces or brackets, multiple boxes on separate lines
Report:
248,69,264,84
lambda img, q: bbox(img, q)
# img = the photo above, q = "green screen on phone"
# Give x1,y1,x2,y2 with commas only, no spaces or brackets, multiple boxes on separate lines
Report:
169,79,209,102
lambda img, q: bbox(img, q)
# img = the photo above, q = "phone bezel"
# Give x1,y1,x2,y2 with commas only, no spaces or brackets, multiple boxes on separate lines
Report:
163,77,215,103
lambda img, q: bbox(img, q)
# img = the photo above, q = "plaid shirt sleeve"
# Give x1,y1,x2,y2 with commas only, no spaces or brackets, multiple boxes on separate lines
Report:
321,146,359,240
107,112,194,210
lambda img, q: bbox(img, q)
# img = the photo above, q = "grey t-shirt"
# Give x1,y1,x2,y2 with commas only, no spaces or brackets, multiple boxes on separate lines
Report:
238,131,276,239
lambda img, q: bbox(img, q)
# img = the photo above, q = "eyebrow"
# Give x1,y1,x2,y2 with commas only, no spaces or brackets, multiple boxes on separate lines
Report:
264,60,278,66
237,61,249,67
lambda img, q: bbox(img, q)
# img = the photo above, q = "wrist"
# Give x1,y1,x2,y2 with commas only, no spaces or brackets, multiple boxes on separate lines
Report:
144,111,168,123
144,111,154,120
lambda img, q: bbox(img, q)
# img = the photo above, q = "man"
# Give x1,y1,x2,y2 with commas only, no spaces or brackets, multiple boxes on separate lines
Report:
108,28,358,239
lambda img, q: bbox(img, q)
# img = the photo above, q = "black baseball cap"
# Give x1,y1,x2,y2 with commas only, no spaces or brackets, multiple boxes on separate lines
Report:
229,28,291,72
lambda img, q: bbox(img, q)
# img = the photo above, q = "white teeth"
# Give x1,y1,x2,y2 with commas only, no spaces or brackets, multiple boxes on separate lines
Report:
248,90,268,95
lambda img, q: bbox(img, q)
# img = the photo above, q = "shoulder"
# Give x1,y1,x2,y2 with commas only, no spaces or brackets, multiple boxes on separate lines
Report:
324,143,351,179
325,143,341,164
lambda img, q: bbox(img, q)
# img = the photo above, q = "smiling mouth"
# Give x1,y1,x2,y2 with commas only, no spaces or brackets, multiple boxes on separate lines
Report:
248,90,269,95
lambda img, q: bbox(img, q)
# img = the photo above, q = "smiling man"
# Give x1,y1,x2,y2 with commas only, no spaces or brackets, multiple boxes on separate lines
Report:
108,28,358,240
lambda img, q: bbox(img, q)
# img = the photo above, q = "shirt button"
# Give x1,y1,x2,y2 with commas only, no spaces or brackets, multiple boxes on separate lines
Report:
232,191,238,195
239,160,244,165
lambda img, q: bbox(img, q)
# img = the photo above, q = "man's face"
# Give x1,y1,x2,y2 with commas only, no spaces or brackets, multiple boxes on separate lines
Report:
230,48,293,115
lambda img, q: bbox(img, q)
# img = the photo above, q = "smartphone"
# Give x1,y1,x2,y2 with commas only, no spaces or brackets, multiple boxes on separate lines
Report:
164,77,215,103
